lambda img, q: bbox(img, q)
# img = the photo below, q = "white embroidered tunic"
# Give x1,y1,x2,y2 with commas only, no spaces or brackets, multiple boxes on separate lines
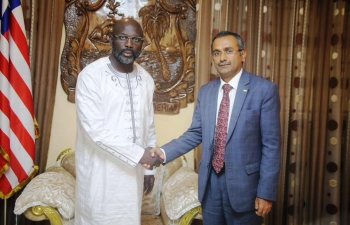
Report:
74,57,156,225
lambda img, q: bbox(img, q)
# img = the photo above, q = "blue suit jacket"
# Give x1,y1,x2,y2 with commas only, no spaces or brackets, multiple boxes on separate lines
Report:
162,70,281,212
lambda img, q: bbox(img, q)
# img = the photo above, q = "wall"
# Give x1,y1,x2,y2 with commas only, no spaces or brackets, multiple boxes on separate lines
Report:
47,29,195,169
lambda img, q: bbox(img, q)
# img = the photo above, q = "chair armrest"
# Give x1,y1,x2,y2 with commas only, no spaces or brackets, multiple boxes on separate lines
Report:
23,205,63,225
161,167,201,222
14,167,75,223
180,206,202,225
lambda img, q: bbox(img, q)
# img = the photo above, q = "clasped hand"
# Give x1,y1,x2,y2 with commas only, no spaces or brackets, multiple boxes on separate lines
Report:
139,147,164,169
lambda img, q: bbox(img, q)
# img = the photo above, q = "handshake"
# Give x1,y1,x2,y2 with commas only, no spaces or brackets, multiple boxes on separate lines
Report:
139,147,164,170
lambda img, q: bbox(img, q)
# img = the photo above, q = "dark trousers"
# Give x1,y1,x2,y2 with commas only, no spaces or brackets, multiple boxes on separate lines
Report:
201,167,262,225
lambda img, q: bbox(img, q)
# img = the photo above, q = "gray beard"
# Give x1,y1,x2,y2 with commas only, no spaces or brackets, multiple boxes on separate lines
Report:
112,47,140,64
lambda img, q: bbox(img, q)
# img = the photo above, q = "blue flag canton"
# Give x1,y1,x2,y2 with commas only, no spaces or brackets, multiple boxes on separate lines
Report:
1,0,22,34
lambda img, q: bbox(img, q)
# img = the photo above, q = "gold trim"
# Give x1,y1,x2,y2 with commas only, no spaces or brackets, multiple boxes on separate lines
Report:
0,146,10,176
179,206,202,225
31,205,63,225
0,163,9,177
34,117,40,139
56,148,73,162
0,165,38,199
0,146,10,161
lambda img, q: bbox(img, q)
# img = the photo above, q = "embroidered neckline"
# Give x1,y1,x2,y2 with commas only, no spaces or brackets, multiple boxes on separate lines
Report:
107,63,138,78
107,56,138,78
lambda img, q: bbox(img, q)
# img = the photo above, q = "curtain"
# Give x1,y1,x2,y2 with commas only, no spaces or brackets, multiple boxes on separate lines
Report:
195,0,350,224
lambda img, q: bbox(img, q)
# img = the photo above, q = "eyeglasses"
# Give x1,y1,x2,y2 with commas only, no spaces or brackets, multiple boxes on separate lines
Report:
212,49,243,58
113,35,144,44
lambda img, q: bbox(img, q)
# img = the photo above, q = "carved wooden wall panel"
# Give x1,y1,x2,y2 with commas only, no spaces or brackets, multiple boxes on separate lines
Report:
60,0,196,114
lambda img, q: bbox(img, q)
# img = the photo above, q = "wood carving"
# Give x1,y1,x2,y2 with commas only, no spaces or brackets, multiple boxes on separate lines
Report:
60,0,196,114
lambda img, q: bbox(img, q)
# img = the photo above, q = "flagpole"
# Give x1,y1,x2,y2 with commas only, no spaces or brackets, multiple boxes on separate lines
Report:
4,199,7,225
29,0,36,65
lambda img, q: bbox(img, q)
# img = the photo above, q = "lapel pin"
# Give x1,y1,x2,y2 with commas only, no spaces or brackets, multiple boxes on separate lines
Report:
243,89,248,92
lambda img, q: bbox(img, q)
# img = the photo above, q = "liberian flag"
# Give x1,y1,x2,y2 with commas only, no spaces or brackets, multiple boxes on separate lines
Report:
0,0,37,199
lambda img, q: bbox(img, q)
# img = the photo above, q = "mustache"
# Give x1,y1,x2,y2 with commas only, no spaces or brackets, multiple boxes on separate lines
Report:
218,62,231,66
118,48,136,57
122,48,136,55
112,45,140,58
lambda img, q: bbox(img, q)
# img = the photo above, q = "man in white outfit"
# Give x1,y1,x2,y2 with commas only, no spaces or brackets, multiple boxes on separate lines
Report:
74,17,162,225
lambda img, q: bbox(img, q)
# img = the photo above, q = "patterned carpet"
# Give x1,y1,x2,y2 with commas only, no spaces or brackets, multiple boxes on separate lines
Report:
141,215,164,225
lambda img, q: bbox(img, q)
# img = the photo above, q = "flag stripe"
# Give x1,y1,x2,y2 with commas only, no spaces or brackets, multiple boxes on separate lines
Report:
1,60,33,119
0,92,35,158
0,175,12,194
10,8,29,65
0,43,9,74
0,111,33,176
8,59,33,115
0,132,27,182
0,130,10,168
1,70,34,142
1,59,33,131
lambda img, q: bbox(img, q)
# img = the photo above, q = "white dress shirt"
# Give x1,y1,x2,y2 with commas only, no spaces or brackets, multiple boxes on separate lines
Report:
216,69,242,131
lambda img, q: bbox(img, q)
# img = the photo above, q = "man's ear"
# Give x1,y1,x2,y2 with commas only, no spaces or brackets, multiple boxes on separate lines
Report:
240,50,246,63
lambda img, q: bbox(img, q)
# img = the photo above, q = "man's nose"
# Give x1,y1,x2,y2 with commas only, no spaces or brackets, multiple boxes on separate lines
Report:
124,38,133,47
219,52,227,61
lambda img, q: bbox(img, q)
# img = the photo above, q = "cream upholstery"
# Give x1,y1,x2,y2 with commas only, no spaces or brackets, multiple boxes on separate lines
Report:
161,167,201,220
14,148,202,225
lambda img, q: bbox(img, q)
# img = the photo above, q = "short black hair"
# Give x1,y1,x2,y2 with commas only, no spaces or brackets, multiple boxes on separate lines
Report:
211,31,245,51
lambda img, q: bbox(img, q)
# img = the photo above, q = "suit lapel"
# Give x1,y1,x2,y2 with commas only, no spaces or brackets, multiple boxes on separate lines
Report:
227,71,250,141
208,78,220,145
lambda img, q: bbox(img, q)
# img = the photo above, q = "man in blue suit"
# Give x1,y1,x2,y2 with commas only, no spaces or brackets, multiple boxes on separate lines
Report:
150,31,281,224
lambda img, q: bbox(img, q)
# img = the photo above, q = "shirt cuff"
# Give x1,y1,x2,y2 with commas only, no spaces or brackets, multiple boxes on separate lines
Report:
160,148,167,163
144,168,156,175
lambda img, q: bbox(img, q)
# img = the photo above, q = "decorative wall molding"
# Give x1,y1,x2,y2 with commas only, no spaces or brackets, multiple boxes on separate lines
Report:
60,0,196,114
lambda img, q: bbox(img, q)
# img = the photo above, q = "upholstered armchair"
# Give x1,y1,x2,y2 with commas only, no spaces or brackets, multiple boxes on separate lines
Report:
14,148,202,225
